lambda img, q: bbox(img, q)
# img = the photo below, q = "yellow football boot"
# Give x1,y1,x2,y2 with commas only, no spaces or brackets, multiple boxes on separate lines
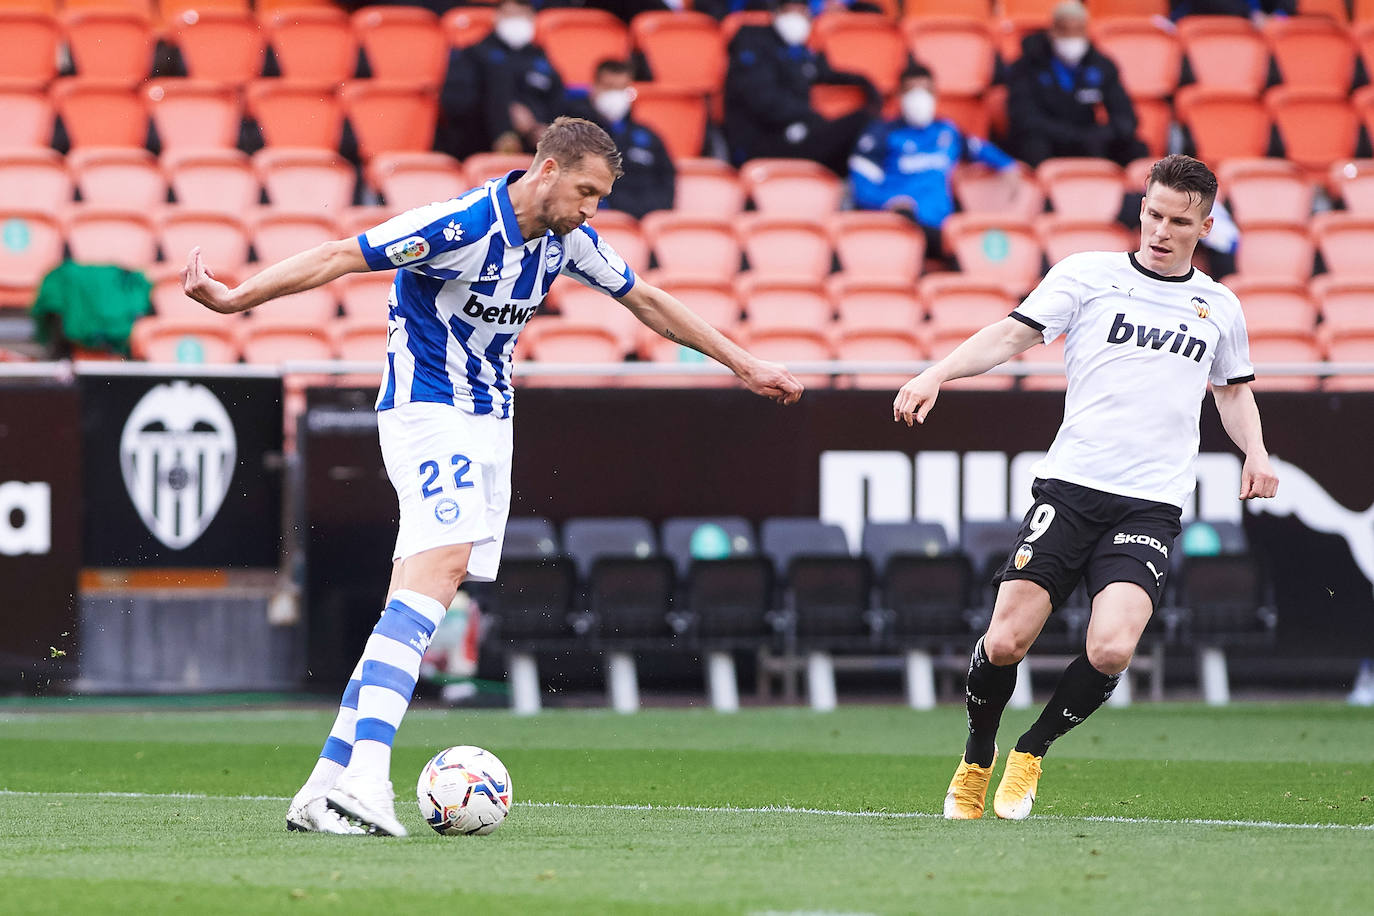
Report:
993,750,1044,820
943,748,997,820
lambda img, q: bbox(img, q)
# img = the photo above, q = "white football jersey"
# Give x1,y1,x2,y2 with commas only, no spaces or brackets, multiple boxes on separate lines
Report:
1012,251,1254,508
357,172,636,418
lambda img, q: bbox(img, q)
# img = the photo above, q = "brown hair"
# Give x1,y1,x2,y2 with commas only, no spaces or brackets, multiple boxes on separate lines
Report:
534,116,624,179
1146,154,1218,216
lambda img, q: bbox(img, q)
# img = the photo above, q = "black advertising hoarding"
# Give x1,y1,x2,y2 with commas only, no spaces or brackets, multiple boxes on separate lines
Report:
79,374,283,568
0,382,81,688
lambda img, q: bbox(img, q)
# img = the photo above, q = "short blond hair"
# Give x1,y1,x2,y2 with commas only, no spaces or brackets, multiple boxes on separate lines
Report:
534,116,624,179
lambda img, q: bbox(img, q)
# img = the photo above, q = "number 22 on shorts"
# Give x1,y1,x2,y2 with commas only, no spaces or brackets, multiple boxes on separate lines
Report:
418,454,475,499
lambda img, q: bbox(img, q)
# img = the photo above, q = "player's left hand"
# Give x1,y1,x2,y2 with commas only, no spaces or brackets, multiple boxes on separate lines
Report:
740,359,804,405
1239,452,1279,499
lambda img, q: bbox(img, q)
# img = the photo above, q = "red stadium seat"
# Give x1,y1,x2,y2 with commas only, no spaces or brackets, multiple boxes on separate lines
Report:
741,327,836,388
828,212,926,283
1089,18,1182,100
936,92,994,139
130,316,241,364
735,214,834,282
242,288,339,327
628,83,707,161
1247,329,1324,391
535,8,630,89
1086,0,1168,16
672,158,746,219
367,152,467,212
1233,219,1315,281
62,9,156,82
1298,0,1349,21
1035,215,1133,265
630,10,726,95
1312,275,1374,337
547,281,638,355
1311,212,1374,279
1217,158,1313,226
644,271,741,331
170,9,266,85
809,83,869,120
940,214,1043,295
920,273,1018,340
835,328,926,389
341,81,437,161
66,206,157,271
0,210,62,307
252,211,338,265
0,80,54,149
1035,157,1126,223
950,162,1044,221
351,5,446,87
339,269,395,319
522,320,624,388
51,78,148,149
1177,16,1271,96
1132,98,1171,158
462,152,530,186
254,148,354,215
901,16,997,95
1323,332,1374,391
266,7,358,83
69,147,166,210
0,11,61,83
160,209,251,277
815,12,908,96
1265,86,1360,178
642,213,741,276
1173,86,1271,164
586,211,649,276
1328,158,1374,215
739,159,844,215
829,275,924,333
906,0,993,19
1223,277,1319,335
0,149,70,212
335,313,387,365
164,149,258,217
246,80,344,150
737,275,833,333
149,266,209,320
1263,15,1356,92
441,6,495,49
146,79,244,151
241,322,337,363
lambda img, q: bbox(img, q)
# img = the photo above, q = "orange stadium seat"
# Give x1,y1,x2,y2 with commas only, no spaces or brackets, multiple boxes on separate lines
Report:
1328,158,1374,214
836,328,925,389
523,321,624,388
51,78,149,148
0,81,54,149
161,0,251,19
940,214,1043,295
339,269,395,319
254,148,354,215
906,0,993,19
63,0,155,12
672,158,746,218
634,333,737,388
170,9,266,85
742,327,836,387
1323,332,1374,391
1173,86,1272,164
927,323,1020,388
252,211,338,265
1265,87,1360,177
146,79,244,151
335,313,386,364
241,322,337,363
535,9,630,89
1086,0,1167,17
265,8,359,83
131,317,241,364
246,80,344,150
352,5,447,87
809,83,869,120
62,9,156,82
739,159,844,215
1131,98,1171,158
1177,16,1271,96
1019,336,1067,390
920,274,1018,339
462,152,530,186
242,288,339,327
69,147,166,210
737,275,833,333
998,0,1061,15
1217,158,1313,226
164,149,258,217
148,267,208,320
1089,18,1182,100
367,152,467,211
1356,23,1374,85
0,11,60,83
0,150,71,212
902,16,998,95
586,212,650,276
1123,156,1153,193
830,276,924,332
644,271,741,330
441,6,495,49
645,215,740,281
1312,276,1374,338
735,214,834,282
814,12,909,97
1247,329,1324,391
0,210,62,307
1036,157,1125,223
628,83,708,161
994,13,1049,65
547,281,638,354
341,81,437,161
1036,215,1134,265
631,10,726,95
66,207,157,271
950,162,1044,220
160,209,251,277
1263,16,1357,92
1223,277,1318,334
828,212,926,283
1312,212,1374,278
1298,0,1349,20
1233,219,1314,281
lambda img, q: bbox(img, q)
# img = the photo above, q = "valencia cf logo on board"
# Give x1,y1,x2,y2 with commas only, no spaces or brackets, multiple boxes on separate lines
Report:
1014,543,1033,570
1191,296,1210,319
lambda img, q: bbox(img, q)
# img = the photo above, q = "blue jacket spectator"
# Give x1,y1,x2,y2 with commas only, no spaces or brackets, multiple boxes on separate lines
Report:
566,60,676,218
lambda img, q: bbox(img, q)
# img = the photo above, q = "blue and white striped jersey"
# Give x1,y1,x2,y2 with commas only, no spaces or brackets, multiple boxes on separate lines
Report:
357,171,636,418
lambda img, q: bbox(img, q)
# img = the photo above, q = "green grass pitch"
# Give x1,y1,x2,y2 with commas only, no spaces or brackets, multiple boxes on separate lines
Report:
1,702,1371,914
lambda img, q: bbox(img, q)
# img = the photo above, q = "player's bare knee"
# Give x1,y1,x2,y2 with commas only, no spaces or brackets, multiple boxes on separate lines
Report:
982,630,1029,666
1086,639,1133,675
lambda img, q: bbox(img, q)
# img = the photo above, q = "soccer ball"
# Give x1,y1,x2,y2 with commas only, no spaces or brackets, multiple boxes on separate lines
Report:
416,745,513,836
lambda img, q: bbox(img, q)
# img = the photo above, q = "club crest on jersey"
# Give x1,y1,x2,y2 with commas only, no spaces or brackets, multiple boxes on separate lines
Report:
119,381,236,550
545,239,564,273
1191,296,1210,319
434,498,460,525
385,236,430,266
1014,543,1033,569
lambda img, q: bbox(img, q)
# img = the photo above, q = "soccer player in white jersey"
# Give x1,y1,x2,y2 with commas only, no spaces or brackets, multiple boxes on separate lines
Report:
893,154,1279,820
184,117,804,836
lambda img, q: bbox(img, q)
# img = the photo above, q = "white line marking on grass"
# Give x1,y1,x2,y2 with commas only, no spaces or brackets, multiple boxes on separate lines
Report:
3,790,1371,832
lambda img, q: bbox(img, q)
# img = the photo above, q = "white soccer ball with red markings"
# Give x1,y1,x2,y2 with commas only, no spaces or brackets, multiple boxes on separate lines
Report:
416,745,513,836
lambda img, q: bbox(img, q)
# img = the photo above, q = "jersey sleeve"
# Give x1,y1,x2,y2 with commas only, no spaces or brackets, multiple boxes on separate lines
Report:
356,197,485,276
560,224,636,298
1012,255,1087,343
1210,294,1256,386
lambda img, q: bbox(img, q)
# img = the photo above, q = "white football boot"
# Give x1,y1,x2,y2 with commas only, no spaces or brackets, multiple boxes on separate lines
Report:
327,773,409,837
286,796,365,835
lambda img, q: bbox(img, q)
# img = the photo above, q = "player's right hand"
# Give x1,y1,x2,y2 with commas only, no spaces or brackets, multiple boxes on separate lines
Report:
182,246,238,314
893,371,940,427
741,359,804,405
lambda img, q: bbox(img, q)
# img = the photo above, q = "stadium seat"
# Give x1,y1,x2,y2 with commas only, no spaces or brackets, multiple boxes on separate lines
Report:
341,81,437,161
635,331,738,387
0,210,62,307
1312,275,1374,337
547,281,637,354
1217,158,1313,226
246,80,344,150
1233,219,1314,281
340,205,390,239
244,285,339,327
737,275,834,333
66,207,157,271
835,328,925,389
630,10,726,95
159,209,251,277
440,6,495,49
164,149,258,217
950,162,1044,221
130,316,241,364
1123,155,1154,192
523,321,624,388
265,7,359,83
760,516,852,576
170,9,265,85
161,0,251,19
958,518,1024,581
62,9,156,82
148,267,208,321
1262,15,1357,92
671,158,746,218
351,5,446,87
1323,332,1374,392
145,79,243,151
1222,277,1319,335
808,82,869,120
462,152,530,186
720,9,772,45
559,515,657,579
901,16,997,96
366,151,466,211
627,83,707,161
920,273,1017,340
1176,16,1271,96
0,11,60,83
0,150,70,212
1173,86,1272,164
1132,98,1171,158
1311,212,1374,279
1019,335,1067,390
739,159,844,215
254,149,354,215
1265,87,1360,177
1089,18,1182,100
334,313,386,367
861,519,951,575
1327,158,1374,215
994,12,1051,64
644,271,741,331
1086,0,1167,16
743,329,836,386
1246,329,1324,390
905,0,992,18
759,516,872,655
939,214,1043,295
1035,157,1125,223
251,211,337,266
1035,215,1133,265
240,322,337,364
660,516,758,577
830,275,924,332
582,210,648,276
641,213,740,276
338,269,395,318
69,147,166,210
51,78,149,149
0,81,53,150
828,212,926,283
535,8,631,89
734,214,834,282
814,12,909,96
1298,0,1349,20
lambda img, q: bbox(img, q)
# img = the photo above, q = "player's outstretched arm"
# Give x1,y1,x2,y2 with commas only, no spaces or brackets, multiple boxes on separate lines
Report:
183,239,370,315
618,281,803,405
893,317,1042,426
1212,382,1279,499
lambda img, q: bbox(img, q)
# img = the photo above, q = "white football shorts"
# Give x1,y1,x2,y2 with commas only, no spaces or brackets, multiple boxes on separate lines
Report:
377,401,512,582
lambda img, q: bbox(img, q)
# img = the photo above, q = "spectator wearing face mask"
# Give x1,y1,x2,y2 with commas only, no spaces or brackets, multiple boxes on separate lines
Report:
566,59,675,218
436,0,569,158
849,64,1019,259
723,0,880,174
1005,0,1147,167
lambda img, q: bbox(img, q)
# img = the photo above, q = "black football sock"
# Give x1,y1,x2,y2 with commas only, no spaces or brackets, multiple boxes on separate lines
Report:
1015,654,1119,758
963,637,1018,768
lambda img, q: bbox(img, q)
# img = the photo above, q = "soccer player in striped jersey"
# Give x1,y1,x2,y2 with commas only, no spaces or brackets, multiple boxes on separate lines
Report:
184,118,804,835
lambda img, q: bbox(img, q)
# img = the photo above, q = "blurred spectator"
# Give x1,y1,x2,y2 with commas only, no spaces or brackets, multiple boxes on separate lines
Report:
697,0,885,16
850,64,1019,259
31,263,150,360
567,60,676,218
541,0,675,23
1006,0,1147,167
723,0,879,174
436,0,569,158
1169,0,1294,22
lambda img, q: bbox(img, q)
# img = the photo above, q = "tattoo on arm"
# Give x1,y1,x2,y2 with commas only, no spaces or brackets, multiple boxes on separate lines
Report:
663,327,680,343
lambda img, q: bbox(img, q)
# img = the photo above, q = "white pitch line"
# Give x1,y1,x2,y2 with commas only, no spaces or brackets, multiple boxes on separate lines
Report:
2,790,1370,832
